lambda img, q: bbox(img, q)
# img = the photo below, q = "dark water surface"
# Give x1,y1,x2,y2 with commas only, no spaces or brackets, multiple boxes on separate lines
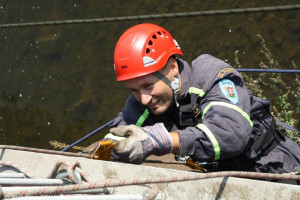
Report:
0,1,299,149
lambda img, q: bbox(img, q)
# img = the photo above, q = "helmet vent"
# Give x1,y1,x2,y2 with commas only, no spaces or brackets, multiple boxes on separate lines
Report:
148,40,153,45
152,34,157,39
146,48,150,54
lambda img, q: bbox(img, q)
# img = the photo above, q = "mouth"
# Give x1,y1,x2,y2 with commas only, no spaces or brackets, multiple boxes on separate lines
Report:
148,99,160,109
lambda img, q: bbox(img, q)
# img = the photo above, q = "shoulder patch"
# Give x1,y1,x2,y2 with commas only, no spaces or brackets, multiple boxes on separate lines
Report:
217,67,236,78
219,79,238,104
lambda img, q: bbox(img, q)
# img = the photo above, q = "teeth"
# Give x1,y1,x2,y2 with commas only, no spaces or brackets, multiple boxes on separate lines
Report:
149,100,159,107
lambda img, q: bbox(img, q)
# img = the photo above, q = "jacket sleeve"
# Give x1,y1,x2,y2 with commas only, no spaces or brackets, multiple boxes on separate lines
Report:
178,75,253,162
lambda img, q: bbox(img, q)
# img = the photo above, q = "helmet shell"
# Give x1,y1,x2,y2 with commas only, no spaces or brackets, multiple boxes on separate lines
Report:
114,23,183,81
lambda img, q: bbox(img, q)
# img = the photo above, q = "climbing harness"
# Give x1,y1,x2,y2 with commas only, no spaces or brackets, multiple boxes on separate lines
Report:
252,117,285,157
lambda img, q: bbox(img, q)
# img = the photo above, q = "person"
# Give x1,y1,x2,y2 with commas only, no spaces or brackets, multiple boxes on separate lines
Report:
91,23,300,173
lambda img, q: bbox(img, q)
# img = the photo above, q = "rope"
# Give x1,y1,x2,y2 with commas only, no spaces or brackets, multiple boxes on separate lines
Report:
1,145,299,198
0,186,3,200
2,171,299,198
0,160,90,183
0,145,89,158
0,159,157,199
0,161,38,179
0,4,299,28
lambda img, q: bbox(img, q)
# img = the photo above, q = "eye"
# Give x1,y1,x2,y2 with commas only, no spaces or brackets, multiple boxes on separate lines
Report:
145,83,153,89
131,89,139,95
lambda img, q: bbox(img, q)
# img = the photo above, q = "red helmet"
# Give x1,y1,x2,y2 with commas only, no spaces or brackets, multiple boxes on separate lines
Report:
114,23,183,81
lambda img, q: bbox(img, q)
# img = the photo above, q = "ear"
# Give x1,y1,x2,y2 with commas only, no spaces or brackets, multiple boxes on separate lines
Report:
169,57,179,76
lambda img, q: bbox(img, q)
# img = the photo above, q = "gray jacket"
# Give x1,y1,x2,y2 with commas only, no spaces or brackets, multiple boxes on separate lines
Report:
113,54,300,173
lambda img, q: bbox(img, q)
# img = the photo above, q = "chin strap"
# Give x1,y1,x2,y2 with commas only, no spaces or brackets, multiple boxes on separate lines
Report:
153,71,180,107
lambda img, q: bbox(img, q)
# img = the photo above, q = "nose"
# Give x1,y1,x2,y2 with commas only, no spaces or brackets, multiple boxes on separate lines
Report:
140,92,152,105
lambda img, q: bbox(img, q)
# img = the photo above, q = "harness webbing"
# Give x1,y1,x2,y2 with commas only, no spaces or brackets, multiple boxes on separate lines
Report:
252,118,285,157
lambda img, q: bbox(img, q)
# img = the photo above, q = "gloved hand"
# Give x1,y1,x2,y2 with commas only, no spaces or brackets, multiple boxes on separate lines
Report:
103,133,127,142
109,123,173,164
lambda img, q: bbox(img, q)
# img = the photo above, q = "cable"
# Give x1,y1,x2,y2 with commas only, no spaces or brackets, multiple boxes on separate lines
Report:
237,69,300,73
61,119,115,152
0,4,299,28
2,170,299,198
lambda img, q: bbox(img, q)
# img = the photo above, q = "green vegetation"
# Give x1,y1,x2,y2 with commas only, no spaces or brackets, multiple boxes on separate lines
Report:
49,140,85,151
234,34,300,145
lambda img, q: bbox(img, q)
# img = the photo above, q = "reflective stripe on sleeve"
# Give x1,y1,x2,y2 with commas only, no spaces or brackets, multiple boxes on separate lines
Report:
202,101,253,127
188,87,206,97
136,109,149,127
196,123,221,160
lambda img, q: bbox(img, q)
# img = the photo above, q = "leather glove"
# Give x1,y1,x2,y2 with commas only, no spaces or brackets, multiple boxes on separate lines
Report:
109,123,173,164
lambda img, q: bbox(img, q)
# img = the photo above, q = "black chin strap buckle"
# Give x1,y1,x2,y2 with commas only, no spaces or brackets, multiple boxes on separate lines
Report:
179,103,195,127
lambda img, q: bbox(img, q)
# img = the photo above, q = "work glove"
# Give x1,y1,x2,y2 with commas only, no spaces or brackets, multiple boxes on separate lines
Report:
109,123,173,164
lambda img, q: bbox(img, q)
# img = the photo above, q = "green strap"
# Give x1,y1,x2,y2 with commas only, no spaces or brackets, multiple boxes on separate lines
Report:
202,101,253,127
196,124,220,160
136,109,150,127
188,87,206,97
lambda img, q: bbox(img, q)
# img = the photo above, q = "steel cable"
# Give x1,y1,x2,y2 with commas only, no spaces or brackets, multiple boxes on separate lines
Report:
237,69,300,73
0,4,299,28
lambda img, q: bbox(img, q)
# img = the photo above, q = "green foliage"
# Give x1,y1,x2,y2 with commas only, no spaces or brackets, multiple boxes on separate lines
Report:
234,34,300,145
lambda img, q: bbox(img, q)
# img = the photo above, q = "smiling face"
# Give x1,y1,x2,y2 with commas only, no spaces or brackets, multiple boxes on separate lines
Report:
124,58,180,115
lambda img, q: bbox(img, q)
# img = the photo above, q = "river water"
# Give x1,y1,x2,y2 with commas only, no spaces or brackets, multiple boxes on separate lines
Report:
0,1,299,149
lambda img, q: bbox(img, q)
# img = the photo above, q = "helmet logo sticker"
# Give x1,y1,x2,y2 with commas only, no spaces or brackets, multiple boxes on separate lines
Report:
173,39,181,49
219,79,238,104
143,56,157,67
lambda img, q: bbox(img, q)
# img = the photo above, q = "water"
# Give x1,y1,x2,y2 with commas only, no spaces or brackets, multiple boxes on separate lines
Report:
0,1,299,149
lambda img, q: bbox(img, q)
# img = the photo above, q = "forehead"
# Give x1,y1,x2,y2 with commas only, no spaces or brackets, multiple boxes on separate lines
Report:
124,73,158,89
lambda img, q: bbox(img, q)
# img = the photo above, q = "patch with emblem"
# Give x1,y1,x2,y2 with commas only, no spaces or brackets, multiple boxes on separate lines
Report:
217,67,236,78
219,79,238,104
